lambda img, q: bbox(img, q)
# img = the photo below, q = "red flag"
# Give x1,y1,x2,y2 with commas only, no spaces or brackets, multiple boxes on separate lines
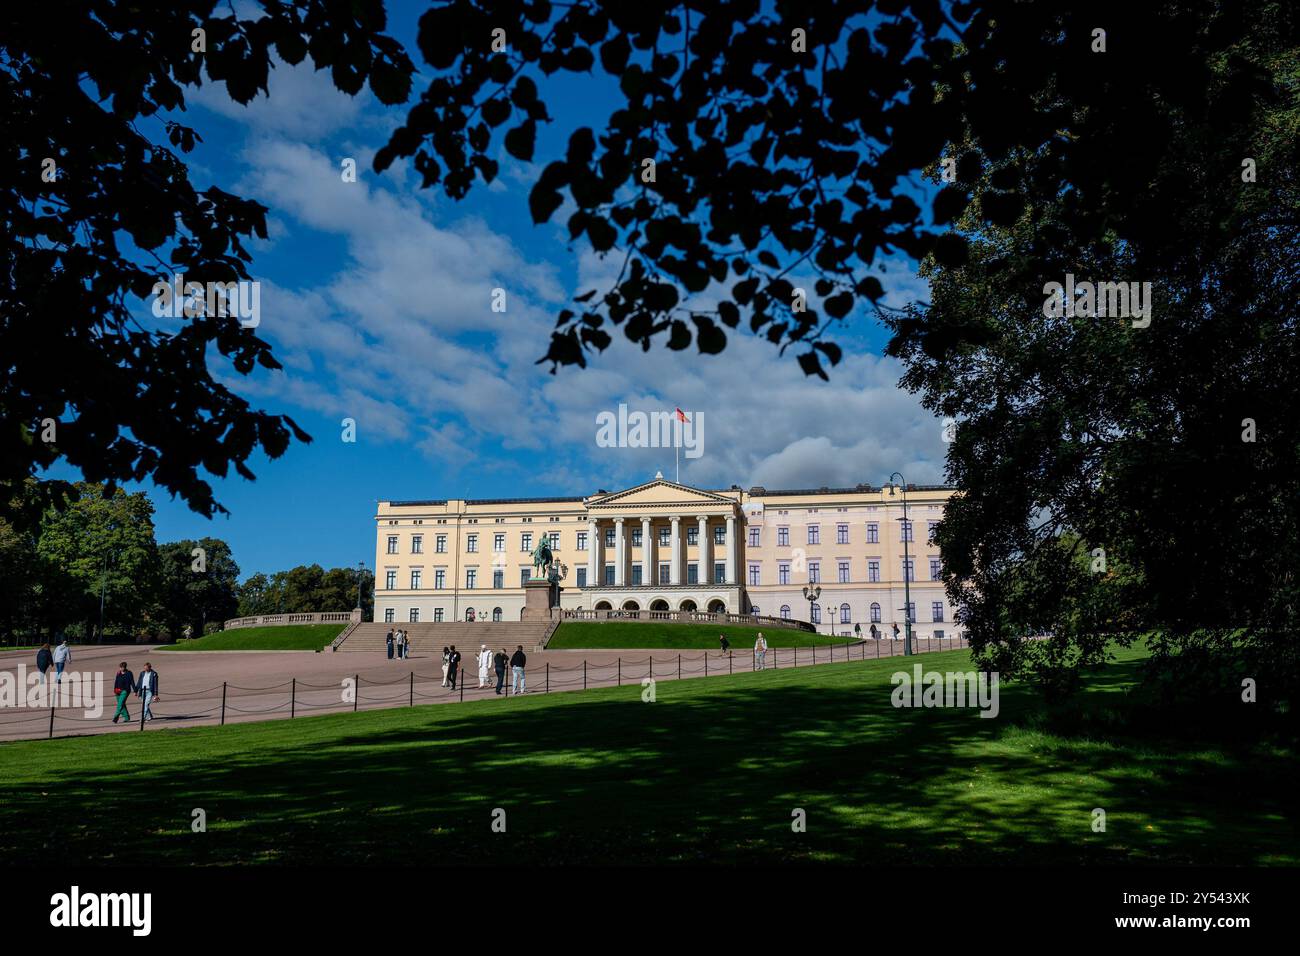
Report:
675,407,690,423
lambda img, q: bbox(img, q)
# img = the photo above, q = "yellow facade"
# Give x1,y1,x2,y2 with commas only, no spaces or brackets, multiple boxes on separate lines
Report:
374,477,957,637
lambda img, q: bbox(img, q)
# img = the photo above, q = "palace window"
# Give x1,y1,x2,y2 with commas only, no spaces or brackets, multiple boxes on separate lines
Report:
409,608,419,623
604,565,615,585
659,564,670,584
840,603,852,624
713,562,725,583
492,607,503,622
658,527,670,546
549,532,560,549
713,525,725,545
577,531,587,551
903,559,914,582
576,567,587,588
466,534,478,553
521,533,532,552
519,569,530,587
384,608,395,623
385,570,397,590
807,525,820,545
906,602,916,622
900,519,913,543
410,569,422,589
838,561,850,584
605,528,616,548
928,521,939,543
868,560,880,583
631,566,642,586
412,535,423,554
466,569,477,589
778,563,790,585
493,534,505,552
836,523,849,544
930,558,942,581
387,536,398,554
870,602,881,623
434,608,444,623
493,570,503,589
866,523,879,544
687,526,698,546
436,534,447,553
748,527,760,547
811,603,821,624
932,602,945,622
808,562,820,584
434,569,445,589
687,563,698,584
632,529,642,547
749,564,761,586
780,605,791,620
778,527,790,547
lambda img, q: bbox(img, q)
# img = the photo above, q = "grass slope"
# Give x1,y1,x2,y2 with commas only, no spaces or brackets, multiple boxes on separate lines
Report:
547,621,841,649
158,624,345,652
0,646,1295,866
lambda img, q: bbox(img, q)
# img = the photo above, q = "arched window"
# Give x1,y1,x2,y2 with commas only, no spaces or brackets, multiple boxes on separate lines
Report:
870,602,881,623
492,607,502,622
780,605,791,620
750,605,759,615
464,607,474,621
840,602,851,624
810,603,821,624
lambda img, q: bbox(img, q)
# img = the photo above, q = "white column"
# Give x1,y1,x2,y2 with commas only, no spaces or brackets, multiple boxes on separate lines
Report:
670,516,682,585
725,514,736,585
586,518,598,589
614,518,626,587
641,516,652,587
697,515,710,584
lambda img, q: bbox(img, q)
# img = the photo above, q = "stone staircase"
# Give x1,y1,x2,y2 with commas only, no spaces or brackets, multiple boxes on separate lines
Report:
334,621,557,654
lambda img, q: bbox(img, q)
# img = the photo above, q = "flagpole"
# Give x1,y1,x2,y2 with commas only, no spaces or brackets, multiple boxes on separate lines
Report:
676,441,680,484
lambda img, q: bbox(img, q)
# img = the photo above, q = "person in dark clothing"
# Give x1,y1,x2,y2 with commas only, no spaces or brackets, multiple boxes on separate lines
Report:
35,644,53,688
446,645,461,689
385,629,394,660
493,648,509,694
718,633,730,655
111,662,136,723
510,645,527,695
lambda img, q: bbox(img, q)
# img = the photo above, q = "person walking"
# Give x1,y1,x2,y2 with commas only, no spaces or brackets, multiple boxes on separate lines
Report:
441,647,451,686
398,630,408,660
111,662,136,724
447,645,461,690
754,632,768,670
386,629,394,660
718,633,731,656
493,648,509,695
136,662,160,721
477,644,491,688
35,643,53,690
510,645,527,695
53,637,71,684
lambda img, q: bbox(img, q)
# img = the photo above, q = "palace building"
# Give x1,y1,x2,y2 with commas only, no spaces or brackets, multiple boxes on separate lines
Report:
374,476,958,638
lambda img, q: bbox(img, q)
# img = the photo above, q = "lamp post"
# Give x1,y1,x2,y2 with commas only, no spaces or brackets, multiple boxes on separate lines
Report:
802,584,821,635
887,473,914,656
356,561,365,620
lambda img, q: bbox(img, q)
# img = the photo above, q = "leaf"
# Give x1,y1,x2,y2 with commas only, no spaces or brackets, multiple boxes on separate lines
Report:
504,121,536,161
528,185,563,223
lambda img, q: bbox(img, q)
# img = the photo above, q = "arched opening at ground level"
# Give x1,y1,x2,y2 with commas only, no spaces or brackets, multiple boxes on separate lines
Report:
678,599,697,612
649,599,670,611
621,600,640,611
707,599,727,613
594,600,613,610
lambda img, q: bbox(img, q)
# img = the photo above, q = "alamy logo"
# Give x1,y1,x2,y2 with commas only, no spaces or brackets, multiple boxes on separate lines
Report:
595,404,704,458
0,666,102,718
49,886,151,936
150,273,261,328
1042,273,1151,328
890,664,1000,718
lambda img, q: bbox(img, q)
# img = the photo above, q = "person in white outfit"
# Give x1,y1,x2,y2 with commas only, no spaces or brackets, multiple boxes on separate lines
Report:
477,644,491,687
754,632,768,670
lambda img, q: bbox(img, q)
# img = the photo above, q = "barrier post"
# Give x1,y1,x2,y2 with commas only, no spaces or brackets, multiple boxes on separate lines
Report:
618,658,621,686
545,662,549,694
584,660,587,690
291,678,296,719
460,671,464,702
409,671,414,707
729,651,733,674
221,682,227,725
49,705,55,739
677,654,681,680
354,675,359,711
705,653,708,677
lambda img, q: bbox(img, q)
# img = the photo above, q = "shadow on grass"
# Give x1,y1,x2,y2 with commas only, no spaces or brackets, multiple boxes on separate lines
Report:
1,654,1295,866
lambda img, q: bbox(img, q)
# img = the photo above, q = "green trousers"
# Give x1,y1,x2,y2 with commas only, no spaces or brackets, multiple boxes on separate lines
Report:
113,690,130,721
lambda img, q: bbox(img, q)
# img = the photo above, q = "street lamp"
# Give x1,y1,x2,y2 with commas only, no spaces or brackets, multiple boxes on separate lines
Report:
356,560,365,620
802,584,821,635
887,473,914,656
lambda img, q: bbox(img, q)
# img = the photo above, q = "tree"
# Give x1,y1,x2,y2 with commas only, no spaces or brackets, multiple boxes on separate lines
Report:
34,483,163,639
2,1,413,521
158,537,240,638
885,2,1300,697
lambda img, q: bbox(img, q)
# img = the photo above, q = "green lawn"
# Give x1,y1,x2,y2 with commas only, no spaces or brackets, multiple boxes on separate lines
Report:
547,621,842,649
157,623,345,652
1,644,1295,866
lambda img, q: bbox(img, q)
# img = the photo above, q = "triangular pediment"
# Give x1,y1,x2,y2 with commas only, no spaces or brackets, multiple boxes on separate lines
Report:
586,479,735,509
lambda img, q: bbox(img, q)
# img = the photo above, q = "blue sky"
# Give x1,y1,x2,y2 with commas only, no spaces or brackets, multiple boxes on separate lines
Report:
80,0,949,579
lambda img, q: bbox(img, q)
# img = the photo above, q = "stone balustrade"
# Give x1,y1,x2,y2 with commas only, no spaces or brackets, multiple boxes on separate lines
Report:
552,608,815,631
223,610,363,630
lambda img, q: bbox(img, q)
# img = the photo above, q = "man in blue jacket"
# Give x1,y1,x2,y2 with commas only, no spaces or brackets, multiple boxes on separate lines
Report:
112,662,136,723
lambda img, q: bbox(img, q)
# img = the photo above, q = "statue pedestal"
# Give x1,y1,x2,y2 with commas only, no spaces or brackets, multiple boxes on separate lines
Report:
522,578,558,622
